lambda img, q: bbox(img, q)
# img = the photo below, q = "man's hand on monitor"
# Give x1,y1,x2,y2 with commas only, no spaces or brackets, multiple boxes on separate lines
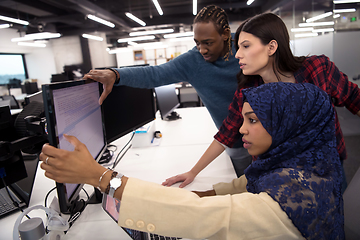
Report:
39,134,105,187
84,69,116,105
162,171,195,188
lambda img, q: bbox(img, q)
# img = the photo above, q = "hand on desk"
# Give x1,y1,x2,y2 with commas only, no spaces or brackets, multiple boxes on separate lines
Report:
84,69,116,105
39,134,105,187
162,171,196,188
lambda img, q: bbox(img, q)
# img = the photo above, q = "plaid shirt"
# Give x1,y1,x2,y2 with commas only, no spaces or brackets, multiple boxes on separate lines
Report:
215,55,360,161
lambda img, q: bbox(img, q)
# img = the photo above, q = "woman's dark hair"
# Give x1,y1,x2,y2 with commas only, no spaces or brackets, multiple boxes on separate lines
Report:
194,5,232,60
234,13,306,88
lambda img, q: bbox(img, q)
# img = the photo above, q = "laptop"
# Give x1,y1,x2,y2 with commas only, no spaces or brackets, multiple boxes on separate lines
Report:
102,193,182,240
0,152,39,218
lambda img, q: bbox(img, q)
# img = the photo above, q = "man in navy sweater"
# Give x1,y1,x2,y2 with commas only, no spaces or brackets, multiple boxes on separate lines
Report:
84,5,251,187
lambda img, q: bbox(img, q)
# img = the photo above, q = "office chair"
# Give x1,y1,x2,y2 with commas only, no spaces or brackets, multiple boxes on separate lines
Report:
178,87,200,108
343,166,360,239
0,95,20,109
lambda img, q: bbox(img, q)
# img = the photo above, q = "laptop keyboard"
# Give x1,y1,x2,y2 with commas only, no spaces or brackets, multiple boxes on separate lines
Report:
0,187,22,216
149,234,181,240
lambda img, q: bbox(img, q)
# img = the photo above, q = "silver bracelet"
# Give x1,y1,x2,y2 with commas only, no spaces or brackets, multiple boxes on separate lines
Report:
98,168,111,190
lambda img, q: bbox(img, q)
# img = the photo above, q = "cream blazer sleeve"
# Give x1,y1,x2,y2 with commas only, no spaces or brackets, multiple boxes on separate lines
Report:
118,178,304,240
213,174,248,195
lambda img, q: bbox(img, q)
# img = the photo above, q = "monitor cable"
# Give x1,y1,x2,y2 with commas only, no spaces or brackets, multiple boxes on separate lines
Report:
112,131,135,169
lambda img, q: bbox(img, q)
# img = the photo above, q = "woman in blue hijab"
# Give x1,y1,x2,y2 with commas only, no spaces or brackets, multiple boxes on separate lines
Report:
241,82,344,239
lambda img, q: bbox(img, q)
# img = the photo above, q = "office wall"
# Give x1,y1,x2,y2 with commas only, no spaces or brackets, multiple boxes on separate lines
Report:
0,28,57,88
87,32,117,69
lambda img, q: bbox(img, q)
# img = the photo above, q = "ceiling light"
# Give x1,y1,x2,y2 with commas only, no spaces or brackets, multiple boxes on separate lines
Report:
247,0,255,5
82,34,103,41
306,12,333,22
152,0,163,16
108,48,133,54
333,8,356,13
117,35,155,43
193,0,197,15
295,33,318,38
11,32,61,42
163,32,194,38
299,21,334,27
291,27,314,32
129,29,174,36
127,41,138,46
169,37,194,42
333,14,341,18
87,14,115,28
17,42,46,47
334,0,360,3
0,15,29,25
0,23,12,29
312,28,335,32
125,12,146,26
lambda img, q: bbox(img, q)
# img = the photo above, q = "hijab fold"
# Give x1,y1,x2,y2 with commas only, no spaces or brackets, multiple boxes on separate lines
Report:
243,82,344,239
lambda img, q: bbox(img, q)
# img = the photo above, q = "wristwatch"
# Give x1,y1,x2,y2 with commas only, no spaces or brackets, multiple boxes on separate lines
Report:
109,173,124,198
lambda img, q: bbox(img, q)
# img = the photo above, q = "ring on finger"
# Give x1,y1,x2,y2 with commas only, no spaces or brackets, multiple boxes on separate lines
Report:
45,156,49,165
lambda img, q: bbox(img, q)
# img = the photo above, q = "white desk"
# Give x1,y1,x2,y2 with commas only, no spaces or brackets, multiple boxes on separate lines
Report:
0,107,236,240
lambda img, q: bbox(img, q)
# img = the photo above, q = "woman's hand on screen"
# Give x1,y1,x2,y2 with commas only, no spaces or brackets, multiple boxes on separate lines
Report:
162,171,196,188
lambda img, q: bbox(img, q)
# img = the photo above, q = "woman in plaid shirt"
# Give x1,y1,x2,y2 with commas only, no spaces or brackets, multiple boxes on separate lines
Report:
163,12,360,190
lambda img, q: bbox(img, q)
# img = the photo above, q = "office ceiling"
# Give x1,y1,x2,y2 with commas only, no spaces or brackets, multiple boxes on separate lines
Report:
0,0,338,45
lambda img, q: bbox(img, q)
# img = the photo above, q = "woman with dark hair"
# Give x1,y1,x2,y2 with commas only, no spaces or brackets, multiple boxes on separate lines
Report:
163,12,360,190
40,82,343,239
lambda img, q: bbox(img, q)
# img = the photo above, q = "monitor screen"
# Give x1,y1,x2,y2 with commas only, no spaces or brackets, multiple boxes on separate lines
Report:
42,79,107,213
154,84,180,120
101,86,156,144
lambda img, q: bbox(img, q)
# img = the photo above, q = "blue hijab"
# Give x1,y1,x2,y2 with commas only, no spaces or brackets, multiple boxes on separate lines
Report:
242,82,344,239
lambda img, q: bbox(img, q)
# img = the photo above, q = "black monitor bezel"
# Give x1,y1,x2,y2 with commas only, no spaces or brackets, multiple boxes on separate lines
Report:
42,79,107,214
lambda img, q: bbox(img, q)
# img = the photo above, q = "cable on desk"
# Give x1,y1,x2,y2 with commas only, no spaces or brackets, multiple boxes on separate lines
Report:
112,131,135,169
44,186,57,208
1,177,31,219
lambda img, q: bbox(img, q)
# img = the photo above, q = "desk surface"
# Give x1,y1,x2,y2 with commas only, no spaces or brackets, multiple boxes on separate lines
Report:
1,107,236,240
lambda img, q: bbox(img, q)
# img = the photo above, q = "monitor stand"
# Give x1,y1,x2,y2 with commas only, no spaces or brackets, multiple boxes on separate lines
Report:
166,111,181,121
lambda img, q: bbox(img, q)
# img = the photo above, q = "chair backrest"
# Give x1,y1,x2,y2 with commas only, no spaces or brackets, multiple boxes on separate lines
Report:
343,166,360,239
0,95,20,109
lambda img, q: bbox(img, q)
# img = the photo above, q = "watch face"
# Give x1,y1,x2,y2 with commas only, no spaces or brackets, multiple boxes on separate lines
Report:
111,177,122,189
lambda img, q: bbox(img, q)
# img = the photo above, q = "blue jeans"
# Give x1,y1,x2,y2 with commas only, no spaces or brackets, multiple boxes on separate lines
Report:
225,147,252,177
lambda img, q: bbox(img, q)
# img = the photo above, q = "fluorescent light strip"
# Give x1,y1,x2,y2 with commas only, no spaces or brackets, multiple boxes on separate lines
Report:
333,14,341,18
193,0,197,15
87,14,115,28
82,34,103,41
125,12,146,26
11,32,61,42
18,42,46,47
333,8,356,13
152,0,163,15
118,35,155,43
163,32,194,38
108,48,133,54
299,21,334,27
295,33,318,38
247,0,255,5
129,29,174,36
127,41,138,46
312,28,334,33
0,15,29,25
334,0,360,3
291,27,314,32
306,12,333,22
0,24,11,29
169,37,194,42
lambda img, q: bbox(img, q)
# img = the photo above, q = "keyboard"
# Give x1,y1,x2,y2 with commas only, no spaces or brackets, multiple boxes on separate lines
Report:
0,187,24,217
149,233,181,240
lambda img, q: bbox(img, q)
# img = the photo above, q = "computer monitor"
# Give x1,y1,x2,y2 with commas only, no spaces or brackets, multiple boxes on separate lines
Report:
154,84,180,120
101,86,156,144
42,79,107,213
